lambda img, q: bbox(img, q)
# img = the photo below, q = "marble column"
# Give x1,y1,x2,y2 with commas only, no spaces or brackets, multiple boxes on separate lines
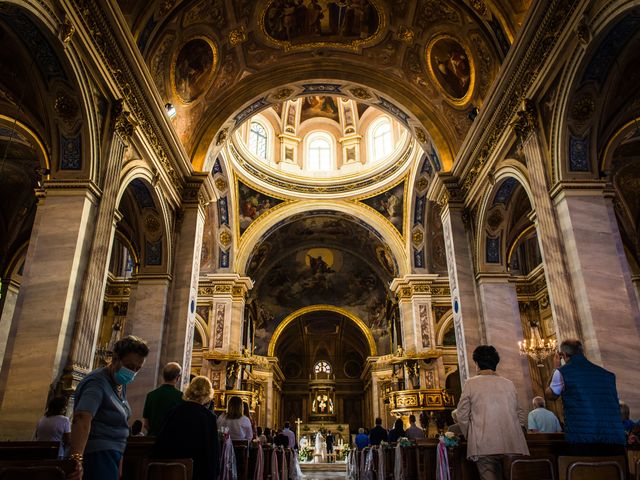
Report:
62,121,128,391
203,274,253,355
632,275,640,310
521,132,581,340
439,180,483,385
0,182,98,438
123,274,171,421
164,175,208,390
0,279,19,374
553,186,640,413
477,273,533,410
389,275,439,354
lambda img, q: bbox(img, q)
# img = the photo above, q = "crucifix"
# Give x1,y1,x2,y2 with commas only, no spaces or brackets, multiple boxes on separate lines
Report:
295,417,303,443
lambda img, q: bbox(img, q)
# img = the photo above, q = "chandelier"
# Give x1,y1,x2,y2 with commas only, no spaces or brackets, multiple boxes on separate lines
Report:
518,337,557,367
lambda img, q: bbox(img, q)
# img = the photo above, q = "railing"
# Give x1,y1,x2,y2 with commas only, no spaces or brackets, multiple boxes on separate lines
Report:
387,388,455,414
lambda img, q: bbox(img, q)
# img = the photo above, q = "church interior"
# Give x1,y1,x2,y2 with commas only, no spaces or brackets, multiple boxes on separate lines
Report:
0,0,640,475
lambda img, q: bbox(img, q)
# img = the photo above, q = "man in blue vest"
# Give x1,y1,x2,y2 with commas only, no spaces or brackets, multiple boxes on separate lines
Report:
545,339,626,456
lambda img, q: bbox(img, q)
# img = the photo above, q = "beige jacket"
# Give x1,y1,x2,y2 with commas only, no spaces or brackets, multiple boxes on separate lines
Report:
456,371,529,459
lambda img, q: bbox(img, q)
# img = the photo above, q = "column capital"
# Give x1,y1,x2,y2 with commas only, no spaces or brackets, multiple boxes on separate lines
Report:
475,272,513,284
199,274,254,299
182,172,216,209
131,273,173,284
434,173,465,208
390,274,441,299
511,99,537,143
549,180,609,203
40,179,101,203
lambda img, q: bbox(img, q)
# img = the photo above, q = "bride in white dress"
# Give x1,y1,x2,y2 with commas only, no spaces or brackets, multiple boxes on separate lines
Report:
314,431,327,462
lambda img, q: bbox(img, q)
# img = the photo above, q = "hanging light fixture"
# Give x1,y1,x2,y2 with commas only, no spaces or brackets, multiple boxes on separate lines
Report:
518,337,557,367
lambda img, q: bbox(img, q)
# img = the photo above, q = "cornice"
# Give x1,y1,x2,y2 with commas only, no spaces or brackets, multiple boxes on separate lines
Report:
65,0,194,200
453,0,582,197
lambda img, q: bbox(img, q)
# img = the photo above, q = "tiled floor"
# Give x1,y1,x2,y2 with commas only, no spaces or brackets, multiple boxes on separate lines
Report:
302,475,347,479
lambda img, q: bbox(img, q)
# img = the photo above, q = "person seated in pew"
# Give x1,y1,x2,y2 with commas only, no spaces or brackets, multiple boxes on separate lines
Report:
368,417,388,445
355,428,370,449
69,335,150,480
273,429,290,447
130,419,144,437
387,418,406,443
405,414,425,440
216,396,253,441
527,396,562,433
456,345,529,480
35,396,71,458
153,376,220,480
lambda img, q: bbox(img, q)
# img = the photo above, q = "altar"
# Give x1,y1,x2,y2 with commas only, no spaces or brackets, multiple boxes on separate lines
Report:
296,420,350,463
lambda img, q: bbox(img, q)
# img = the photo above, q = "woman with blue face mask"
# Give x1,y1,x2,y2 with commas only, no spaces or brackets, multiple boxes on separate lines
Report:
67,336,149,480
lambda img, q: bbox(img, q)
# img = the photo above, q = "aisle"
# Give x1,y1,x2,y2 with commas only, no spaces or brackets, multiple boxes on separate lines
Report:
300,461,347,479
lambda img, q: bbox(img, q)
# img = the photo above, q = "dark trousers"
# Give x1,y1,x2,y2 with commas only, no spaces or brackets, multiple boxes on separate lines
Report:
562,443,626,457
83,449,123,480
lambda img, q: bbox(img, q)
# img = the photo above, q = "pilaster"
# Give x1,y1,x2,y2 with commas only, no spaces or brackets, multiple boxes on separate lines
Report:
62,103,132,392
477,273,533,410
438,175,483,385
389,274,440,354
0,181,98,438
164,174,211,390
124,273,172,421
552,183,640,413
199,274,254,355
0,279,20,375
516,108,580,341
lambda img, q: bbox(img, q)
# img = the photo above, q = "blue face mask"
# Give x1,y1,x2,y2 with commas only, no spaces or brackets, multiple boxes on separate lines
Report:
114,366,137,385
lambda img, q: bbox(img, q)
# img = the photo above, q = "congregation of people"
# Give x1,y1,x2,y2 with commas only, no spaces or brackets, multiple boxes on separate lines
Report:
31,336,637,480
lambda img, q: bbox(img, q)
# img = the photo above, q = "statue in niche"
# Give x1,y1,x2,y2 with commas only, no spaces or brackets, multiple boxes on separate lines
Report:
226,362,239,389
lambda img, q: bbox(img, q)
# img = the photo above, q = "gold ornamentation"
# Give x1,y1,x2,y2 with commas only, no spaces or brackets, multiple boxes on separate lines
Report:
426,33,475,107
417,177,429,191
572,95,595,122
396,26,414,43
414,127,427,143
213,285,233,293
219,230,232,247
113,102,135,143
272,88,294,100
228,26,247,47
216,128,228,146
214,178,227,191
54,93,79,128
470,0,487,15
349,87,372,100
144,214,161,234
412,230,424,245
61,17,76,44
512,99,536,141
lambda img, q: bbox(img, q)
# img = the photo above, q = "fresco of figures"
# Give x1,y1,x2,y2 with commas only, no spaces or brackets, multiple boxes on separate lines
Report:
264,0,380,44
427,36,472,101
238,181,283,235
173,38,217,103
362,182,405,235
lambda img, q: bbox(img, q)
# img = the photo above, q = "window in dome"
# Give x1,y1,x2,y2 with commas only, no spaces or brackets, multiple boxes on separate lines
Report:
314,361,332,374
248,122,268,159
371,118,393,161
308,135,332,171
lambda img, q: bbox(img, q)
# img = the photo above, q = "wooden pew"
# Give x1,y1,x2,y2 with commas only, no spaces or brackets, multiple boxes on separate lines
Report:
232,440,249,480
0,459,77,479
121,436,156,480
0,442,60,461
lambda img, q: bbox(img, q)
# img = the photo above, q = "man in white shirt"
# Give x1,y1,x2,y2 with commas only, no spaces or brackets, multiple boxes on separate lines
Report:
527,396,562,433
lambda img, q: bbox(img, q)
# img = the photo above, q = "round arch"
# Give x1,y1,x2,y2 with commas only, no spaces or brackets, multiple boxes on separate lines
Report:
191,62,456,172
236,200,408,277
117,165,173,273
267,304,377,357
552,0,640,181
474,162,535,271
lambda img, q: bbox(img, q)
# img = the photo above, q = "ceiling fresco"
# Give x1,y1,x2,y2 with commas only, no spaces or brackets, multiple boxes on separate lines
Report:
120,0,517,169
237,180,285,235
361,180,405,236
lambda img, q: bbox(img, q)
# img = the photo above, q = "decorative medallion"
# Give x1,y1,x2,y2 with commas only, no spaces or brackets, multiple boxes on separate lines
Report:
228,26,247,46
426,34,474,106
260,0,386,52
171,36,218,104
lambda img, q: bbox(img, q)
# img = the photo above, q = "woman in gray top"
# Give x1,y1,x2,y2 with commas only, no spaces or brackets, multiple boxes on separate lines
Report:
68,336,149,480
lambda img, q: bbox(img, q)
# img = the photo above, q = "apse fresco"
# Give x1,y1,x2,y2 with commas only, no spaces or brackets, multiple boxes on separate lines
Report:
173,38,216,103
263,0,380,46
361,182,405,235
427,36,472,101
252,246,390,356
237,181,284,235
247,213,396,356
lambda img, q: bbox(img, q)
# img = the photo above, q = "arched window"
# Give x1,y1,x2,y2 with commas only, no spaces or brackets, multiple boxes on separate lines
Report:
307,133,333,171
371,118,393,161
314,361,332,374
248,122,268,160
